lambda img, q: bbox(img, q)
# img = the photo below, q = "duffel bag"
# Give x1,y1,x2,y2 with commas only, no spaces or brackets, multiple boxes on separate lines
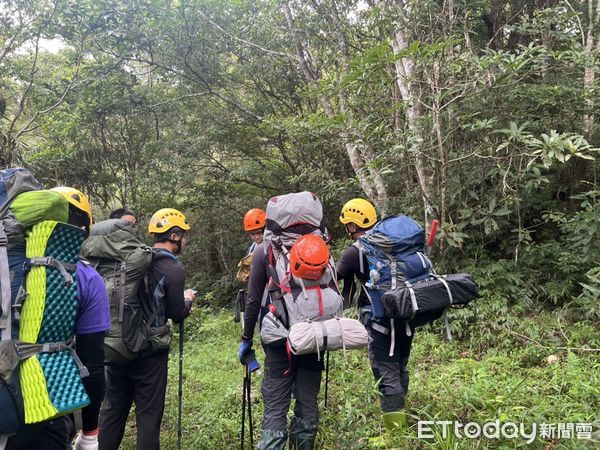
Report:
382,273,479,322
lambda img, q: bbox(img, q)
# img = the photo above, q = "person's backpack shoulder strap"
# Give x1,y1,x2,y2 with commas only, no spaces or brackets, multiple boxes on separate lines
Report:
144,249,180,326
351,240,377,311
352,241,365,276
263,242,290,328
0,222,11,340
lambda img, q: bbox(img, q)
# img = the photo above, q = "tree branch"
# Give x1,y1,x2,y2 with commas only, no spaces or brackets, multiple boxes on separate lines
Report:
195,8,295,60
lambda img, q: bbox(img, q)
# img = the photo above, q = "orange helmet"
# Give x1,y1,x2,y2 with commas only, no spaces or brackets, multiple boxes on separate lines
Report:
290,234,330,280
243,208,266,232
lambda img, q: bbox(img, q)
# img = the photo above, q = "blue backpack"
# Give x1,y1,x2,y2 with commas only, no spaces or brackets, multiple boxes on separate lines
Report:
356,215,432,319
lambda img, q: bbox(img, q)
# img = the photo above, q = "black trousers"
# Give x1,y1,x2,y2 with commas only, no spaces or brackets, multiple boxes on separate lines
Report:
368,318,414,412
5,416,74,450
98,350,169,450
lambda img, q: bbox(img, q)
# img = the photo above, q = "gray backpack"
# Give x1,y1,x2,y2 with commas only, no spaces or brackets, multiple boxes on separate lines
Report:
259,192,348,354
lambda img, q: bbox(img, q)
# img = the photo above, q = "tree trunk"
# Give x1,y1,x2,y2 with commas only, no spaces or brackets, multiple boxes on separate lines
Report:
283,1,388,213
490,0,505,49
387,0,436,218
583,0,600,139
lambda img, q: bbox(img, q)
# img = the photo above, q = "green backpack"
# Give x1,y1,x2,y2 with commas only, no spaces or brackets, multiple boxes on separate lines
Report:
80,219,155,363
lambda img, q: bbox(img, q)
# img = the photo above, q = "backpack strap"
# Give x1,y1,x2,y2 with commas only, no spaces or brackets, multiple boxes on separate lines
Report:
265,244,290,329
29,257,76,284
430,274,453,340
143,273,162,329
350,240,371,312
352,241,365,275
260,286,269,308
118,261,126,322
14,339,89,377
0,223,11,340
370,321,389,335
389,319,396,357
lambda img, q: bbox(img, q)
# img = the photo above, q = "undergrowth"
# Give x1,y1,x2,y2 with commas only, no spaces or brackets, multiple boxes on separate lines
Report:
119,291,599,449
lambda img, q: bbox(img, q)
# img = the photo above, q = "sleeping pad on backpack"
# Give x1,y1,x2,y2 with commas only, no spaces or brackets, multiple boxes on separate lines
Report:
18,220,90,424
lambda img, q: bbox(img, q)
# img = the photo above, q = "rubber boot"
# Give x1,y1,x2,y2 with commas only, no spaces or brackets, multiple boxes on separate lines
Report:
383,411,407,431
368,411,407,448
257,429,287,450
289,416,317,450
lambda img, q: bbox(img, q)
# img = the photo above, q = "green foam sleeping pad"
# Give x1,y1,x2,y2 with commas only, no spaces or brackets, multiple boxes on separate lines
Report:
19,220,90,424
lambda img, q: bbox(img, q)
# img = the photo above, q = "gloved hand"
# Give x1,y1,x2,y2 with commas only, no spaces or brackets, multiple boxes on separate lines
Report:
74,429,99,450
238,338,253,365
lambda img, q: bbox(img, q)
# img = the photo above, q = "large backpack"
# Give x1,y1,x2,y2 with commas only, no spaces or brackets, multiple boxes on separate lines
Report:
1,168,89,436
259,192,368,358
356,215,432,319
80,219,155,363
357,215,479,339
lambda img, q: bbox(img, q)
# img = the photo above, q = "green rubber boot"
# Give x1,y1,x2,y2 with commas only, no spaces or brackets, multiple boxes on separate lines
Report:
368,411,407,448
383,411,407,431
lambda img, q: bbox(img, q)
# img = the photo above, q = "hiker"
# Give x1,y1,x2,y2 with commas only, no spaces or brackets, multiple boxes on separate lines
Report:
5,186,111,450
244,208,266,247
239,192,342,450
237,208,266,284
108,207,136,224
244,208,266,251
235,208,266,322
98,208,195,450
336,198,413,444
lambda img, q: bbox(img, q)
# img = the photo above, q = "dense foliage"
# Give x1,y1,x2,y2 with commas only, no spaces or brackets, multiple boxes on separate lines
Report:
2,0,598,447
2,0,598,314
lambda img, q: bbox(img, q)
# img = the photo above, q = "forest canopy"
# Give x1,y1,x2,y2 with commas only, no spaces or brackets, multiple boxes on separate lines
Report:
1,0,598,314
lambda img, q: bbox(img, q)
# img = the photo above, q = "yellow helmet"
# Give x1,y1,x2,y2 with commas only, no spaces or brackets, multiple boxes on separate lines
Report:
339,198,377,228
148,208,190,234
50,186,93,225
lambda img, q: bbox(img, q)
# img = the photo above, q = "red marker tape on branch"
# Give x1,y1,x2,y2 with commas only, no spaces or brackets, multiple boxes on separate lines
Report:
427,219,439,249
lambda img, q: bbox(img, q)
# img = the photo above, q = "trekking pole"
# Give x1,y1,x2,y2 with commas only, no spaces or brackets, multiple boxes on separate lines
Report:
246,366,254,449
324,350,330,408
240,366,247,450
178,320,184,450
240,350,259,449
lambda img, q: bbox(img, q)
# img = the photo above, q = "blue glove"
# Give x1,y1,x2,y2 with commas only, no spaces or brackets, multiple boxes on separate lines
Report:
238,339,253,364
245,349,261,372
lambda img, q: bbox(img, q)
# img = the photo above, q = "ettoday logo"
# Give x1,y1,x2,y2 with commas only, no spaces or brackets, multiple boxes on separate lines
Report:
417,420,594,443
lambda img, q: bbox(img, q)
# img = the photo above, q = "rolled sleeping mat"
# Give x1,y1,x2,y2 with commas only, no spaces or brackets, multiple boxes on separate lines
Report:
288,317,369,356
19,221,90,425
